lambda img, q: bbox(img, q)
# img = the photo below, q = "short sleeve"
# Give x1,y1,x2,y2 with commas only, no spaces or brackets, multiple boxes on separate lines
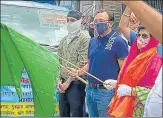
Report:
129,30,137,46
88,40,92,59
115,37,129,59
77,34,89,64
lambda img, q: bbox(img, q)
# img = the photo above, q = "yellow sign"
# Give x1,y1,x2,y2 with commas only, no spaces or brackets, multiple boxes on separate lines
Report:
0,102,59,116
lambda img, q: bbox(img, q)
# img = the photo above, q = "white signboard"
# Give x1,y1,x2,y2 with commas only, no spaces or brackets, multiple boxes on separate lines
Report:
37,9,67,29
55,29,68,42
1,2,69,46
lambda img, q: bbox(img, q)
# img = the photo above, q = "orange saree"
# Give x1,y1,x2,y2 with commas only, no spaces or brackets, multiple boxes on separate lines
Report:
108,37,161,117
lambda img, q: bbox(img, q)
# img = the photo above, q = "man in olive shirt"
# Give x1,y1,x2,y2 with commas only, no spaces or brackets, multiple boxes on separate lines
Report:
57,10,90,117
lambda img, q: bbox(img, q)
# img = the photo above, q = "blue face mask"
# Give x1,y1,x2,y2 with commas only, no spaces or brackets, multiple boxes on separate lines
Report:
95,22,108,35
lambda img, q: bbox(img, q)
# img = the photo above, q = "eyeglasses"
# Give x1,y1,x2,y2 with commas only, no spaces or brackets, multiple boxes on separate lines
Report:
93,20,109,25
136,33,150,39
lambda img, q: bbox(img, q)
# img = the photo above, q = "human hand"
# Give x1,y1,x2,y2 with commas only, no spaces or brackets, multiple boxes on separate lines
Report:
67,67,78,79
59,78,72,91
130,12,140,31
57,79,65,93
103,79,117,90
117,84,132,98
131,12,139,23
79,61,87,68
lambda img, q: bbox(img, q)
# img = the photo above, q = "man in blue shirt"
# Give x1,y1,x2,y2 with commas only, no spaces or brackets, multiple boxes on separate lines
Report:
68,9,128,117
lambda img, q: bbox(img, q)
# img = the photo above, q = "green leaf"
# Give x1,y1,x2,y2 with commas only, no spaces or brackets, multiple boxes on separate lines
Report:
1,24,23,99
1,23,59,116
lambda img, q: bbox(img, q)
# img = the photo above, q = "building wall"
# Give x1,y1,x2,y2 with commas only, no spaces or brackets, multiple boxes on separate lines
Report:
55,1,123,32
145,0,163,10
77,1,123,33
79,1,94,16
73,1,123,32
101,1,122,33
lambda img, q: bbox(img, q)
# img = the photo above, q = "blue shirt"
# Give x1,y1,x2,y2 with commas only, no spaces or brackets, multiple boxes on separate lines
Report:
87,30,129,84
129,30,162,57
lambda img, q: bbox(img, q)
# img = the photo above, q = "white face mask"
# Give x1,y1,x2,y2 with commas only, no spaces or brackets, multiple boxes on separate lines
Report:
67,19,81,34
137,37,150,49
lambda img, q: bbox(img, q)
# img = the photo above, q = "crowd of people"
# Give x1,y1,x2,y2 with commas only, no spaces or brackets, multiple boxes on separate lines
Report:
56,1,162,117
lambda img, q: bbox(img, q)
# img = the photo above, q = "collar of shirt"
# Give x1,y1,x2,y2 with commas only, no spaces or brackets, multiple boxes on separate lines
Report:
96,30,116,46
67,30,81,44
97,30,116,41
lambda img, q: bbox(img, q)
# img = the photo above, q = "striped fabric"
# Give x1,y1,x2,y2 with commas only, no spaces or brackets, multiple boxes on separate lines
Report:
133,86,151,117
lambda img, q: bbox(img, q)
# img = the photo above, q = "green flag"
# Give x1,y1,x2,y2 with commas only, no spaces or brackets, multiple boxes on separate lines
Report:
1,23,59,117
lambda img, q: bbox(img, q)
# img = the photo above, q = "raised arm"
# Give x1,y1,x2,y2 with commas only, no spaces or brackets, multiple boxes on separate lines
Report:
122,1,162,45
119,7,132,41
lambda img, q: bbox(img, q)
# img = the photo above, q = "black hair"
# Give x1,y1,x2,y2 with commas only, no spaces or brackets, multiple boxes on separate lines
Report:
138,25,152,37
94,9,114,21
158,9,163,14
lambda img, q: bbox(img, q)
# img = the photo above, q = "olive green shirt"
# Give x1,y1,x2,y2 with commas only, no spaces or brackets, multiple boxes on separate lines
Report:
57,31,90,80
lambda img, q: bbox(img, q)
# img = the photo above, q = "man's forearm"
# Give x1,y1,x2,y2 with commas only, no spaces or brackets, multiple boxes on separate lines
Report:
122,1,162,45
78,63,89,76
118,59,125,69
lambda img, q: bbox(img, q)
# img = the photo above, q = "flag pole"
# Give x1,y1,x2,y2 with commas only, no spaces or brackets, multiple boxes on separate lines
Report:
57,55,104,84
59,63,88,85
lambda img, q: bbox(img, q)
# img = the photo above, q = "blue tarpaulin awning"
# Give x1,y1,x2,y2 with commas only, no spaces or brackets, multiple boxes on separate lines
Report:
32,0,56,5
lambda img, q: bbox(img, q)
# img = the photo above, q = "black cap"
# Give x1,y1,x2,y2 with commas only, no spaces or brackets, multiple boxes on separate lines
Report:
67,10,82,20
158,10,163,14
138,24,152,37
138,25,146,32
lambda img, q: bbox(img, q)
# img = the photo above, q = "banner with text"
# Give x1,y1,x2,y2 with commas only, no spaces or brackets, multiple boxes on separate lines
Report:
0,68,59,117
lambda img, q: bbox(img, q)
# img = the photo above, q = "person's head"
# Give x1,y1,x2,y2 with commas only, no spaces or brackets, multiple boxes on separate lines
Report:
88,16,94,38
158,9,163,14
129,12,140,31
94,9,114,37
67,10,82,34
136,25,152,49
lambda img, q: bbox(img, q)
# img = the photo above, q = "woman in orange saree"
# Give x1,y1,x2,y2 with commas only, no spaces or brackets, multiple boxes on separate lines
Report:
107,26,162,117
